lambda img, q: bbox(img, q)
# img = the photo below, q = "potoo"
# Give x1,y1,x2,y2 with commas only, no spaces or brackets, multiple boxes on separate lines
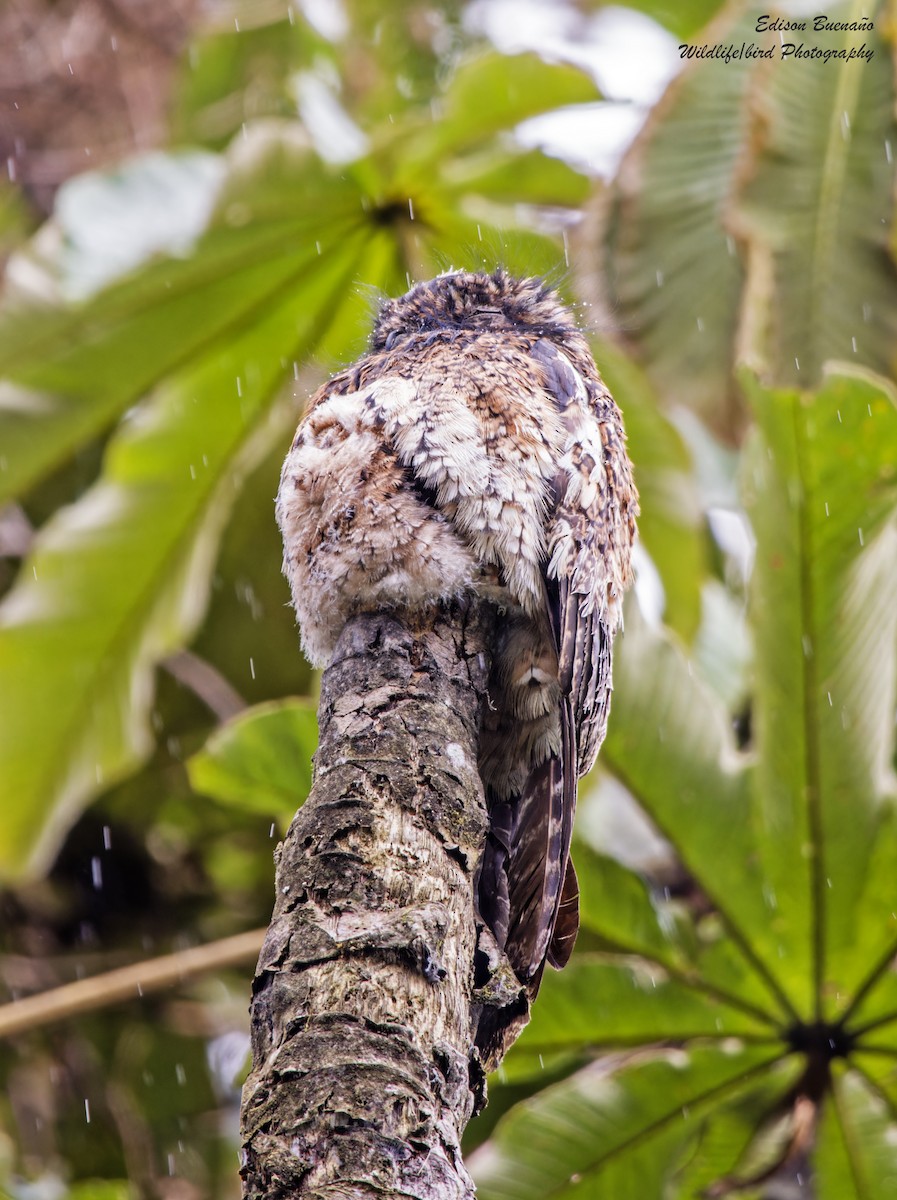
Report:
276,269,638,1009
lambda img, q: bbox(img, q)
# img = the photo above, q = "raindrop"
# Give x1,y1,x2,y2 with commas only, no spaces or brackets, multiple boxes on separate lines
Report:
168,1153,176,1176
851,336,857,353
824,502,829,517
137,982,144,997
863,304,872,322
189,464,196,480
826,878,832,888
868,405,872,416
477,224,482,242
288,5,295,24
110,35,117,51
91,857,103,890
84,1099,91,1123
802,635,812,658
840,111,850,139
538,1054,544,1069
562,230,569,268
827,691,832,706
6,157,15,181
103,825,112,850
269,823,276,838
794,356,800,371
293,362,299,380
858,528,864,546
837,410,842,423
886,140,893,164
408,197,414,221
67,62,74,75
315,240,322,255
250,657,256,680
234,16,240,30
176,1063,187,1086
236,376,243,397
656,269,663,287
696,316,704,333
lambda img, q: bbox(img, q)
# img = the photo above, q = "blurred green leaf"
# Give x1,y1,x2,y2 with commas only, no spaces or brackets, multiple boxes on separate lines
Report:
188,699,318,819
589,0,728,39
601,9,759,431
594,336,706,638
409,52,600,167
734,10,897,386
816,1067,897,1200
0,235,366,880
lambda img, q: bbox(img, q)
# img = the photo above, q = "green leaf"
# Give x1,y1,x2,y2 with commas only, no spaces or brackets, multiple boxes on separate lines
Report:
601,9,759,430
817,1067,897,1199
187,699,318,819
602,605,784,1018
615,0,728,39
442,147,590,208
594,336,706,639
0,235,370,881
470,1044,782,1199
742,367,897,1015
418,53,600,163
521,956,774,1052
576,845,681,966
66,1183,135,1200
0,147,360,505
733,5,897,387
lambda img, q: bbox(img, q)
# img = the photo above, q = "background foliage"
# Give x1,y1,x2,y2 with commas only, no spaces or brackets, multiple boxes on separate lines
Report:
1,1,897,1197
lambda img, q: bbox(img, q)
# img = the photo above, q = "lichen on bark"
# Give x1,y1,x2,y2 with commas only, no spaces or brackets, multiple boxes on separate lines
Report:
240,600,528,1199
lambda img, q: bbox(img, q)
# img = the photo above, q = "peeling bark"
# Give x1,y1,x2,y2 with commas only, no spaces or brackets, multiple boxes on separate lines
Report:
240,601,528,1199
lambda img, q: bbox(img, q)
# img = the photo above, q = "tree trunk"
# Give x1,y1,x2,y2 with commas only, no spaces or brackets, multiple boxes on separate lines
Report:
240,601,527,1199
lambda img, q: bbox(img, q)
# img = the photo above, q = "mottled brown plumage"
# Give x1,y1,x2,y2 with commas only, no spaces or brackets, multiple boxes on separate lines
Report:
276,269,637,1009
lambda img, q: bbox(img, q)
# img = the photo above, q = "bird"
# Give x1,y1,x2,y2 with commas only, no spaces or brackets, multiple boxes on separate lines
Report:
276,268,638,1006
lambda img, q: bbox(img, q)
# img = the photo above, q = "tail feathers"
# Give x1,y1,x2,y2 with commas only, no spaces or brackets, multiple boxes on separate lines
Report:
501,694,579,985
547,859,579,969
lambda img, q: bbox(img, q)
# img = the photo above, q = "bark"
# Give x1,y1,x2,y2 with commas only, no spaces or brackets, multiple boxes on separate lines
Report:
240,601,527,1199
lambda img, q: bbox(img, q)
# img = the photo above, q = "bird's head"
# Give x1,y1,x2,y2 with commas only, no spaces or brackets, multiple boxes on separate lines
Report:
371,269,580,350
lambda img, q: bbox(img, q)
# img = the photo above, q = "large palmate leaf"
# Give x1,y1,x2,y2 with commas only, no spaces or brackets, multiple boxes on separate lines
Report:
471,1045,788,1198
734,3,897,386
600,0,897,429
600,7,761,429
473,365,897,1197
0,52,600,881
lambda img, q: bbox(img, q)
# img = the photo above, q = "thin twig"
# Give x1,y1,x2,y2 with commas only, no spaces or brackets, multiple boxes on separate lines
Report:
0,927,265,1039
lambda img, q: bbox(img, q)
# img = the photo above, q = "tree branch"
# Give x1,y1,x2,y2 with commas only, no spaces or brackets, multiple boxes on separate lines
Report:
240,602,527,1199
